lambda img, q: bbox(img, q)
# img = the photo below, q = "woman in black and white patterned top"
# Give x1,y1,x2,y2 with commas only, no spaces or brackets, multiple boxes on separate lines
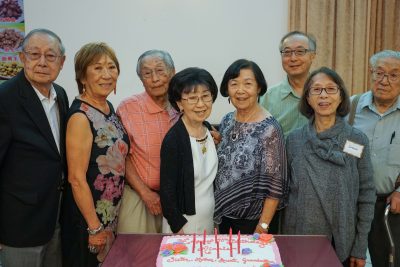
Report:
214,59,287,235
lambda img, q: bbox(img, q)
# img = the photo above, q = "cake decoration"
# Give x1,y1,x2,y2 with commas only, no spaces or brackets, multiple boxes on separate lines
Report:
160,242,188,257
156,233,283,267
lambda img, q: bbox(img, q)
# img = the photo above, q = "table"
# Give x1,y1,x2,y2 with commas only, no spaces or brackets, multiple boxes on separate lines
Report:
103,234,342,267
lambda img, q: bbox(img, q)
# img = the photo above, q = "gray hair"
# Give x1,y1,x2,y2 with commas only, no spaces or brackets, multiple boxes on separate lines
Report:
136,50,175,78
370,50,400,69
279,31,317,52
22,28,65,56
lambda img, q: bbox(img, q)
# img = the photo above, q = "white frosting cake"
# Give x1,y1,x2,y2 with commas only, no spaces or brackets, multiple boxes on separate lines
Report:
156,234,283,267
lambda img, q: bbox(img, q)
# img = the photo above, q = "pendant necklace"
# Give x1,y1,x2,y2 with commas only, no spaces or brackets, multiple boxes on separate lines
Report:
231,108,258,142
182,116,208,154
196,134,208,154
231,121,239,142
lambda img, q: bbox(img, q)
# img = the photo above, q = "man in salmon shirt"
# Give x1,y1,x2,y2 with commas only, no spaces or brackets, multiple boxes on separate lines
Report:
116,50,179,233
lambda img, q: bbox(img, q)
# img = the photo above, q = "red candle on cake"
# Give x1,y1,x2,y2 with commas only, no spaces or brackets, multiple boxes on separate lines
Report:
238,230,241,254
214,227,218,243
200,241,203,257
203,229,206,243
229,227,232,243
229,241,233,257
216,240,220,258
192,233,196,253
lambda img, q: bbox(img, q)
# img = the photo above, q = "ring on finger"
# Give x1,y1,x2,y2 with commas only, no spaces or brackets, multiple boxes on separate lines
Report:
88,245,98,254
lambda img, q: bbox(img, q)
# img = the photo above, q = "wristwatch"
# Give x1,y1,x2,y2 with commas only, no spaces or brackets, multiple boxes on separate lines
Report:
260,222,269,231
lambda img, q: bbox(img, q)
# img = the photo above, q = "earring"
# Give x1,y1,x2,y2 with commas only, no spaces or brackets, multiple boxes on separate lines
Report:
114,87,116,95
228,97,231,104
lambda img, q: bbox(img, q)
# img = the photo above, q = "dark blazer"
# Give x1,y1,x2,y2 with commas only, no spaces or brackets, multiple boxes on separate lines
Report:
0,70,69,247
160,117,212,233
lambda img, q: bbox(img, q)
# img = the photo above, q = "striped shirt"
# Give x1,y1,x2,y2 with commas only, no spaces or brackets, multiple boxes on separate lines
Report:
117,92,179,190
214,112,287,224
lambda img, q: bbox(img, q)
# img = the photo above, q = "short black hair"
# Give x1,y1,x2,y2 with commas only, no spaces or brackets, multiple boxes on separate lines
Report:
168,67,218,111
299,67,350,118
220,59,267,98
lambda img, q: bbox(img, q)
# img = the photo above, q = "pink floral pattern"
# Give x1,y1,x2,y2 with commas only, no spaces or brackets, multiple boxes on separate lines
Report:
77,99,129,230
97,139,128,176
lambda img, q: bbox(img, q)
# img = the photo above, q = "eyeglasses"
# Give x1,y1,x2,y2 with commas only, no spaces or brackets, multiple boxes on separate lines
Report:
309,86,339,95
181,93,213,104
23,50,61,62
141,68,167,79
280,48,312,57
372,70,400,83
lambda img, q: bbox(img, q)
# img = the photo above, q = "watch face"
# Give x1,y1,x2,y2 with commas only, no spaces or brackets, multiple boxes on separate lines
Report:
261,223,268,229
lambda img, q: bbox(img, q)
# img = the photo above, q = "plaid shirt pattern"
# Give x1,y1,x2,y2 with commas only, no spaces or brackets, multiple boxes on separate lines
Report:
117,92,179,190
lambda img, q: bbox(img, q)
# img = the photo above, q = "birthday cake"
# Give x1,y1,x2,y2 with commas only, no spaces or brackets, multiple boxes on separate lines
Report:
156,233,283,267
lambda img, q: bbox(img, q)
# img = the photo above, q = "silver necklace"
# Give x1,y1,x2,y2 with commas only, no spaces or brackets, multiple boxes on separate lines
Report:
230,108,259,142
231,120,240,141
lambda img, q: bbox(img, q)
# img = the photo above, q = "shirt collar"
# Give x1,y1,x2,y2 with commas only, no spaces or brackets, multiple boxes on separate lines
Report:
32,85,57,102
359,90,400,114
142,92,180,120
142,91,165,114
279,76,301,100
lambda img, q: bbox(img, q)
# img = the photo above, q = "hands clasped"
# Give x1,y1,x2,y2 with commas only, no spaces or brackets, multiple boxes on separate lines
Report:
143,189,162,215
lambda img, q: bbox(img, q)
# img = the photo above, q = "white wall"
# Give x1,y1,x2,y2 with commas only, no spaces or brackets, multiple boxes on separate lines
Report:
24,0,288,123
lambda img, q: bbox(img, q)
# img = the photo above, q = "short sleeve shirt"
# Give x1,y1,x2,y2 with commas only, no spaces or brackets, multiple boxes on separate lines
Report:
117,92,179,190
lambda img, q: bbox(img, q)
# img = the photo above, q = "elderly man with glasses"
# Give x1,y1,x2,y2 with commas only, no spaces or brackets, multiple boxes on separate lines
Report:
0,28,68,267
116,50,180,234
261,31,316,137
351,50,400,267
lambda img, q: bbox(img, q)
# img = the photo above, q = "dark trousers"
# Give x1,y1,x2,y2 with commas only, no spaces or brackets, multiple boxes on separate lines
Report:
219,211,281,235
369,197,400,267
219,217,258,234
269,209,281,234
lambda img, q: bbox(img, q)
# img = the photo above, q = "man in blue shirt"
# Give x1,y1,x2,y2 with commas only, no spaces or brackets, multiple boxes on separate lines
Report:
352,50,400,267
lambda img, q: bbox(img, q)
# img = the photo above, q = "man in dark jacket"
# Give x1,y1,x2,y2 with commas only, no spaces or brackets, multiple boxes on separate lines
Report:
0,28,68,267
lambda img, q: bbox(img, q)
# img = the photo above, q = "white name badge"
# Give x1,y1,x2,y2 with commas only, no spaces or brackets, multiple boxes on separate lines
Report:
343,140,364,158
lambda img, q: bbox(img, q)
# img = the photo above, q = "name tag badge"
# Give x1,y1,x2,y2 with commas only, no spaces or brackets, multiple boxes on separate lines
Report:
343,140,364,158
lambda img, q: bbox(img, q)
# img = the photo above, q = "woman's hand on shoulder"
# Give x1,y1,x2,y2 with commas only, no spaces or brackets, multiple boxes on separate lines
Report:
210,126,222,145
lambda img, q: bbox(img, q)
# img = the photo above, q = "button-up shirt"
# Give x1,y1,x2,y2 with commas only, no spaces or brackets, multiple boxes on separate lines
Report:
117,92,179,190
352,91,400,194
33,85,60,151
261,77,308,137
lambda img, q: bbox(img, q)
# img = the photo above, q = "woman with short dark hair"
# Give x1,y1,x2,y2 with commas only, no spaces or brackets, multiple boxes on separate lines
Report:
160,67,218,234
214,59,287,235
282,67,375,267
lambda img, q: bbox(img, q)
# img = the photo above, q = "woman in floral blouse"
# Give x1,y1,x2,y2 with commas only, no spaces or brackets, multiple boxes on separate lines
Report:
61,42,129,266
214,59,287,235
